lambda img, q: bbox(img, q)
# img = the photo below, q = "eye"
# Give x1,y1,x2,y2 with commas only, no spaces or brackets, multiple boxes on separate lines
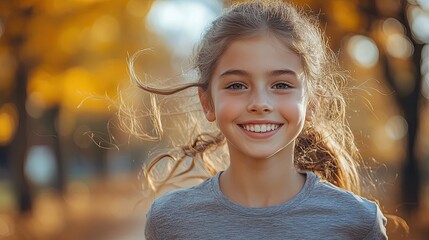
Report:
226,82,247,90
272,82,291,89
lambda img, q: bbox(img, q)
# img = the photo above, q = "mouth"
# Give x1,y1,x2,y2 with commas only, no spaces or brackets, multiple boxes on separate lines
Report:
238,123,283,133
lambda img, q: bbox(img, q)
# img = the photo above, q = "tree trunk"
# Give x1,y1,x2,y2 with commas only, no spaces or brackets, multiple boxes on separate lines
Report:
398,0,422,216
9,61,33,214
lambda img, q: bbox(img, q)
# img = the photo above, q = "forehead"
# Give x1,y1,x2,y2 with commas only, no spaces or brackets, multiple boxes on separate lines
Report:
212,34,304,78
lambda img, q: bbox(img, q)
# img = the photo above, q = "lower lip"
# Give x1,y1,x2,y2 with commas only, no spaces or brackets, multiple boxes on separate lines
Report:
238,125,282,139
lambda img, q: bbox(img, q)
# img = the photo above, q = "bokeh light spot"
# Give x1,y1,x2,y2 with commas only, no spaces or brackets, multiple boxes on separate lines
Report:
410,8,429,43
382,18,405,35
0,104,18,145
91,15,120,44
27,69,59,108
384,115,408,140
417,0,429,9
0,113,15,145
25,145,57,186
26,92,46,119
386,33,414,58
146,0,221,57
347,35,379,67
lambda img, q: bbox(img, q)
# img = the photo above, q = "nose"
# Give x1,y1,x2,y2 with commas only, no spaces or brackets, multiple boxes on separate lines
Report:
247,89,273,113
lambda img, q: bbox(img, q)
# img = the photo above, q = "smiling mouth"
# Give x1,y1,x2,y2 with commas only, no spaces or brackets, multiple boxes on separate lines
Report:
238,123,282,133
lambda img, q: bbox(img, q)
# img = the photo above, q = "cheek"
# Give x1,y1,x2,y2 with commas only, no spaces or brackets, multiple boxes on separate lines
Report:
215,99,242,118
278,99,307,122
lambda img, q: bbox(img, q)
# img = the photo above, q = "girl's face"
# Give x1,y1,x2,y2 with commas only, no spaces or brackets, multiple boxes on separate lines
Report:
199,34,308,161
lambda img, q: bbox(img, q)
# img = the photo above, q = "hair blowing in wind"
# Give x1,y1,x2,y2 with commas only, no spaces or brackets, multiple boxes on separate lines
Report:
121,0,363,195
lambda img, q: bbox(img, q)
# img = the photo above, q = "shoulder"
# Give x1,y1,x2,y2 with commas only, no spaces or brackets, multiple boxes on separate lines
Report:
303,172,387,239
149,177,213,215
309,174,377,215
144,176,217,239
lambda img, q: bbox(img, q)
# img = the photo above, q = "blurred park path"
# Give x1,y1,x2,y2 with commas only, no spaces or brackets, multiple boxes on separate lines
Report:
0,172,150,240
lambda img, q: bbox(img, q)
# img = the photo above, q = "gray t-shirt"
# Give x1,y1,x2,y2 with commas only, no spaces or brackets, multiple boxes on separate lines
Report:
145,171,387,239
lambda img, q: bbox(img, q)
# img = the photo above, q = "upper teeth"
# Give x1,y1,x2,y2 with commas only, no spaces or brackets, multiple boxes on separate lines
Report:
241,124,280,133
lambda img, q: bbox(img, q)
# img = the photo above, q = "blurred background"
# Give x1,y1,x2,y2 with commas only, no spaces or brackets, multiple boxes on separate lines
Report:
0,0,428,239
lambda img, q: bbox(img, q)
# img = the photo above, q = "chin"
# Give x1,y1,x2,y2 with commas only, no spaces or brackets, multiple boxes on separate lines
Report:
243,148,285,160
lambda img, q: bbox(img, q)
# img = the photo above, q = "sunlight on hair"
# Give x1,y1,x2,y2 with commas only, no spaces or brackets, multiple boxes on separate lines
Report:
146,0,222,58
347,35,379,67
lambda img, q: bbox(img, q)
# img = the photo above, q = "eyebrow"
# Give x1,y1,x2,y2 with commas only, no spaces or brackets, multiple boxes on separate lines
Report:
218,69,297,79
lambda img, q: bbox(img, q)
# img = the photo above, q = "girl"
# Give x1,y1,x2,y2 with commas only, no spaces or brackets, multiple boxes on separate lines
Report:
133,0,388,239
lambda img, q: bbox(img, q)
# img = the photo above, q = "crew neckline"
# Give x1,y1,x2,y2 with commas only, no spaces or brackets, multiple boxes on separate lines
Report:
210,171,317,216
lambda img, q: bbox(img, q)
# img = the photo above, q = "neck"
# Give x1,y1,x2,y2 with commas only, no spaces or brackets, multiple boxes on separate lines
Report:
220,147,305,208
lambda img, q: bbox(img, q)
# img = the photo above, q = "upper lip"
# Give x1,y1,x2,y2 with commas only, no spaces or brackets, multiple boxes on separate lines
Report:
237,120,284,125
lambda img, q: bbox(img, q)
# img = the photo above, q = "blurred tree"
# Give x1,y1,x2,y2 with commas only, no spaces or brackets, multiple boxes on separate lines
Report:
2,1,35,214
363,0,423,217
292,0,424,218
0,0,154,214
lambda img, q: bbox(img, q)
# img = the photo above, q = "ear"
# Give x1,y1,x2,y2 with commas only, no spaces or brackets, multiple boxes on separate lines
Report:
198,87,216,122
306,108,314,121
305,99,316,122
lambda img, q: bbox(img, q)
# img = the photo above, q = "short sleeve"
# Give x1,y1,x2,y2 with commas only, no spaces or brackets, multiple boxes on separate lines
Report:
363,204,387,240
144,202,159,240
